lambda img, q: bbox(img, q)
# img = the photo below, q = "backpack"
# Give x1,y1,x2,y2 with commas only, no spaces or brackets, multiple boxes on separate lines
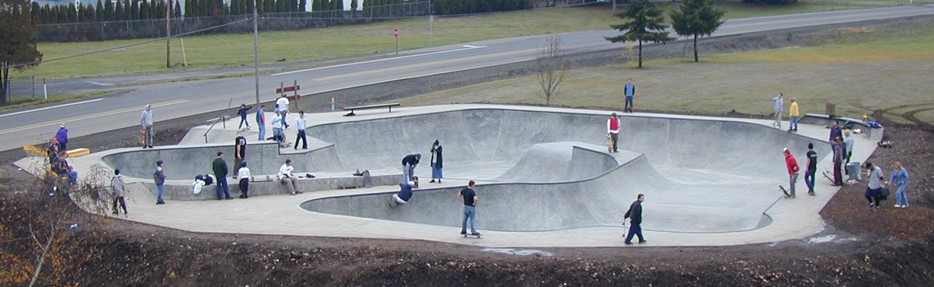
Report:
878,188,890,201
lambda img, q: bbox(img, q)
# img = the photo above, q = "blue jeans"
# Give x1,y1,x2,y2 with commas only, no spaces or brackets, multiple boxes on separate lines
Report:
280,111,289,127
402,163,415,183
216,176,230,199
156,184,164,201
257,123,266,140
625,222,644,243
66,170,78,185
790,116,798,130
273,127,282,142
461,206,478,235
896,184,909,206
805,169,816,191
624,96,633,111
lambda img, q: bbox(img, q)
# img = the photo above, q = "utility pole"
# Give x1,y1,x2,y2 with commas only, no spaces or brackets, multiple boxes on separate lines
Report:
166,0,172,68
253,0,260,105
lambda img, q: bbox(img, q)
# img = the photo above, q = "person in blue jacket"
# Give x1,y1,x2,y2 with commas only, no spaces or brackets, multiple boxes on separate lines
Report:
391,181,414,207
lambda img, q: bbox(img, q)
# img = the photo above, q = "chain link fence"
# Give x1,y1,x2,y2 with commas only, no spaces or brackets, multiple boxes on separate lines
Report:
3,75,43,104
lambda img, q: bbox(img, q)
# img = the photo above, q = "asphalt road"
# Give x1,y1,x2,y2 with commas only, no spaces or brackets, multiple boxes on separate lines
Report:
1,5,932,152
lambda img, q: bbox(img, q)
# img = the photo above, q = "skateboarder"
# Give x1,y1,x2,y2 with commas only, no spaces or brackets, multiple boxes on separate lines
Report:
276,95,290,129
256,105,266,141
401,153,421,184
607,113,620,153
769,93,784,129
153,160,166,205
391,181,415,207
237,103,252,130
429,140,443,183
864,162,884,210
624,194,646,245
805,143,817,195
234,132,247,178
459,180,480,236
788,97,799,132
783,148,800,198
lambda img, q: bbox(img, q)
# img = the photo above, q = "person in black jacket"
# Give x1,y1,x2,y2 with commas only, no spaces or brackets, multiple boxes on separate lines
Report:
401,153,421,184
430,140,443,183
624,194,646,245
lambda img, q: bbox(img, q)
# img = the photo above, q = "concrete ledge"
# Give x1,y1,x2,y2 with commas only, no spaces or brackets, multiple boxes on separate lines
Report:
143,169,401,201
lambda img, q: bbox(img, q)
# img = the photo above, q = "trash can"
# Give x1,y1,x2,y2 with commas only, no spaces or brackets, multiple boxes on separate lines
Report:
846,162,861,181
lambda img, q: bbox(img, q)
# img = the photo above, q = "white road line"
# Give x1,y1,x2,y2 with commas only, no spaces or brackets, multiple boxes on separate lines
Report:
271,45,487,77
85,81,115,86
0,99,104,118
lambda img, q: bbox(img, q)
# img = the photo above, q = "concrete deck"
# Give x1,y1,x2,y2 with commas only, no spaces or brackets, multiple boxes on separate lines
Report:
15,104,881,247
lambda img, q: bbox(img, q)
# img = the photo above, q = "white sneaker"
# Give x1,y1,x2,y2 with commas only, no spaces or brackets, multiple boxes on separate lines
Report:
895,204,901,208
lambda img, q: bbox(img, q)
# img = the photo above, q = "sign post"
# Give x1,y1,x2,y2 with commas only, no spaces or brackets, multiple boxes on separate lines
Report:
393,28,400,56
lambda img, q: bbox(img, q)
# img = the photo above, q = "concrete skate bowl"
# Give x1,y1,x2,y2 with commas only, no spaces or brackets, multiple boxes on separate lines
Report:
301,108,831,233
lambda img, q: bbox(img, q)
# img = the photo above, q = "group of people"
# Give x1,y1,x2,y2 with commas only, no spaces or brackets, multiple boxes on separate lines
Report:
249,95,311,149
768,93,801,132
780,119,911,210
46,124,78,185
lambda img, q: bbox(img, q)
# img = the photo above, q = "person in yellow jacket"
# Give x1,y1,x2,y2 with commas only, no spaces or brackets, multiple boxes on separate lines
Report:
788,97,800,132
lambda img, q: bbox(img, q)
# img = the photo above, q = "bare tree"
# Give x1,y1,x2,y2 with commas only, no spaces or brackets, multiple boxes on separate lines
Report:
535,35,570,106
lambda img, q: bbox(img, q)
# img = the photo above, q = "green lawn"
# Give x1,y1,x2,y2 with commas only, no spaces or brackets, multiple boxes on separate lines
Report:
397,23,934,125
15,0,933,80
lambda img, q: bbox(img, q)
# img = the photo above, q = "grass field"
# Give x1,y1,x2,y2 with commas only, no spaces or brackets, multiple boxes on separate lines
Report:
396,23,934,125
14,0,933,80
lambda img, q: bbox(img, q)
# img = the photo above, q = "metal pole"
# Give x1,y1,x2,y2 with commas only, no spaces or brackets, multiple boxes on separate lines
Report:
428,0,432,47
166,0,171,68
32,75,36,99
253,0,261,105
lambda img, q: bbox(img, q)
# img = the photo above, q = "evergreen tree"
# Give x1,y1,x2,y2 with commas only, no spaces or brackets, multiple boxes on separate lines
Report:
0,0,44,105
104,0,114,21
349,0,356,17
671,0,725,62
130,0,139,20
605,0,673,68
331,0,343,11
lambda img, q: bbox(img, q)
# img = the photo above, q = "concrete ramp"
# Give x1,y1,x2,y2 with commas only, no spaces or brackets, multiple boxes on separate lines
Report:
492,142,619,183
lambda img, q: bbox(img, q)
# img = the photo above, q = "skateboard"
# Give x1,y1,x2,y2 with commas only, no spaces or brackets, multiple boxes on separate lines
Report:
139,127,147,147
779,185,791,197
822,170,835,184
463,233,481,238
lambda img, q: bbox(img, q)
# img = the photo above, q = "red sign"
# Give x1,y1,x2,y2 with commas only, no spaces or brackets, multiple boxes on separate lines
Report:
275,85,300,94
393,28,399,37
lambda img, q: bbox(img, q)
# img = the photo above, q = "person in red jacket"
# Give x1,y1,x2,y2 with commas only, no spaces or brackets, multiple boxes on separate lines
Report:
784,148,801,198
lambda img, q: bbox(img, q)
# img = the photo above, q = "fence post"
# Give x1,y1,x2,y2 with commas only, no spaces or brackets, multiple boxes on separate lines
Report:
32,75,36,100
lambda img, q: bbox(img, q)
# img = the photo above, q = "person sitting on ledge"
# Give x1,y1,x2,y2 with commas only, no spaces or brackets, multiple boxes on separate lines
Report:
278,159,302,195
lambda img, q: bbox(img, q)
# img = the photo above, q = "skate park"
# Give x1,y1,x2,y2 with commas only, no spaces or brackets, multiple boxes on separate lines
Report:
17,104,881,247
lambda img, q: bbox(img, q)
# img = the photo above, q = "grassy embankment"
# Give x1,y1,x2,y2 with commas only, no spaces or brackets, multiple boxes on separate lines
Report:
397,23,934,125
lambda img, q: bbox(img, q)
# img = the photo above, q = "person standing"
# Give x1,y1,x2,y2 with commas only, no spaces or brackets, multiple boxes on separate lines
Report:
805,143,817,195
256,105,266,141
277,159,301,195
153,160,167,205
234,133,247,179
111,169,127,215
459,180,480,236
769,93,784,129
213,152,232,200
623,78,636,113
829,121,842,145
843,130,854,175
430,140,443,183
832,137,844,186
624,194,646,245
783,148,800,198
294,111,308,150
401,153,421,184
237,104,252,130
788,97,799,132
607,113,620,153
276,95,290,129
237,161,251,199
55,124,69,151
864,162,884,211
271,111,284,146
890,162,910,208
141,104,154,148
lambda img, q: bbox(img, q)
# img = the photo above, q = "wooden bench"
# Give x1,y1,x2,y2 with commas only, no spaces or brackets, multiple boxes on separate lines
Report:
343,103,401,116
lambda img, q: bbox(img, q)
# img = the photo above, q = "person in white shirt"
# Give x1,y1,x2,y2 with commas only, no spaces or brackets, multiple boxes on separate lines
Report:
294,111,308,150
276,95,290,129
271,111,285,146
277,159,301,195
237,161,251,199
